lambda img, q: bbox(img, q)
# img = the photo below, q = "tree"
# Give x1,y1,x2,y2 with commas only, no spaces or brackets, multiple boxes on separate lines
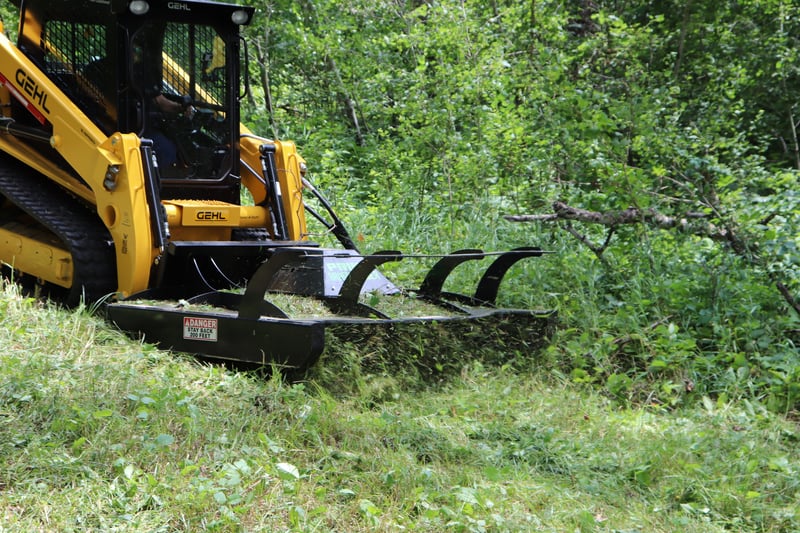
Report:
240,0,800,410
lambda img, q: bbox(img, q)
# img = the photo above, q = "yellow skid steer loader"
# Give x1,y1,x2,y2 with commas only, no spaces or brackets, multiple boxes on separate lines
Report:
0,0,554,371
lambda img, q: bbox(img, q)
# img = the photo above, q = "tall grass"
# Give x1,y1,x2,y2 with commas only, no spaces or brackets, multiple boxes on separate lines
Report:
1,280,798,531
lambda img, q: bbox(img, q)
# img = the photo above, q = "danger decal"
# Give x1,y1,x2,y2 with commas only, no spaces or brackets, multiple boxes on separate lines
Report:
183,316,218,342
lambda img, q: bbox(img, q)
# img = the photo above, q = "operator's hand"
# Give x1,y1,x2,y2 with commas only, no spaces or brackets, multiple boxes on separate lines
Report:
177,93,196,119
154,93,195,118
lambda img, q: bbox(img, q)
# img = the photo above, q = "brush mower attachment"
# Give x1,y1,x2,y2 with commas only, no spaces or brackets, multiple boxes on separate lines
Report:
107,247,556,373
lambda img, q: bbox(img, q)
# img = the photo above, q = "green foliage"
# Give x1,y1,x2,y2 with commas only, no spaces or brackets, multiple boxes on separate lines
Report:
234,0,800,412
0,3,17,38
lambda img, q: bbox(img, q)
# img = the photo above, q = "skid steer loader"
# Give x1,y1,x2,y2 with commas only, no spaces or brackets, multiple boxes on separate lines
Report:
0,0,554,372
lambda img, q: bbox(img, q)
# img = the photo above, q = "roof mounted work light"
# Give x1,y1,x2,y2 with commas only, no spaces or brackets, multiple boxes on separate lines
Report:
129,1,149,15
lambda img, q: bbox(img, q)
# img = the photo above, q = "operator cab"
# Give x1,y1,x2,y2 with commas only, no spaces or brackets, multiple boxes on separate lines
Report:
12,0,253,201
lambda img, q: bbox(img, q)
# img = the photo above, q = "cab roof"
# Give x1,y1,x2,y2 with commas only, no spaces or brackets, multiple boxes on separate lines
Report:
12,0,254,25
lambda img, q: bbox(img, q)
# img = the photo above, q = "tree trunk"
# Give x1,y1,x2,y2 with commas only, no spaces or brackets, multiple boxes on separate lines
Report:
254,39,278,138
787,102,800,170
673,0,694,80
326,55,365,147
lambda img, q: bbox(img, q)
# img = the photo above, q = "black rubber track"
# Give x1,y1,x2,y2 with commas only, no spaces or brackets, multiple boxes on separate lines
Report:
232,227,269,241
0,152,117,306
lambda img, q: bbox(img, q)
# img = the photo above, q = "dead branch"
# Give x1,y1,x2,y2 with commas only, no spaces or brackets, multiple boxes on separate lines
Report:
505,213,560,222
505,201,800,319
562,222,613,262
505,201,745,251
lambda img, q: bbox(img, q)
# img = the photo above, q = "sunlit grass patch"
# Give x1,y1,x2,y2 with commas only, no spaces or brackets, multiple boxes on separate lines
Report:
1,277,798,532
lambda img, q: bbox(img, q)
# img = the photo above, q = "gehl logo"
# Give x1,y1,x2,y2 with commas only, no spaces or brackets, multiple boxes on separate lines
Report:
15,69,50,113
196,211,227,221
167,2,191,11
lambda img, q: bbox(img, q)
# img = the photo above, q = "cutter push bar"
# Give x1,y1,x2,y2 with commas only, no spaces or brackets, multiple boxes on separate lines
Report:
107,247,551,371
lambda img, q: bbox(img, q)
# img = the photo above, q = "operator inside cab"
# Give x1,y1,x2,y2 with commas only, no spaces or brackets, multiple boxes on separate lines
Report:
13,1,240,188
130,23,195,170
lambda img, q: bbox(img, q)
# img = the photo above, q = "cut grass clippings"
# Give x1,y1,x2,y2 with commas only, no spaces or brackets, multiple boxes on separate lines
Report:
1,284,798,532
124,287,557,385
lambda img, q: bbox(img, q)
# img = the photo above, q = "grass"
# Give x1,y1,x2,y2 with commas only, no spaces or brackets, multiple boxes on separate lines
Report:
1,283,798,532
